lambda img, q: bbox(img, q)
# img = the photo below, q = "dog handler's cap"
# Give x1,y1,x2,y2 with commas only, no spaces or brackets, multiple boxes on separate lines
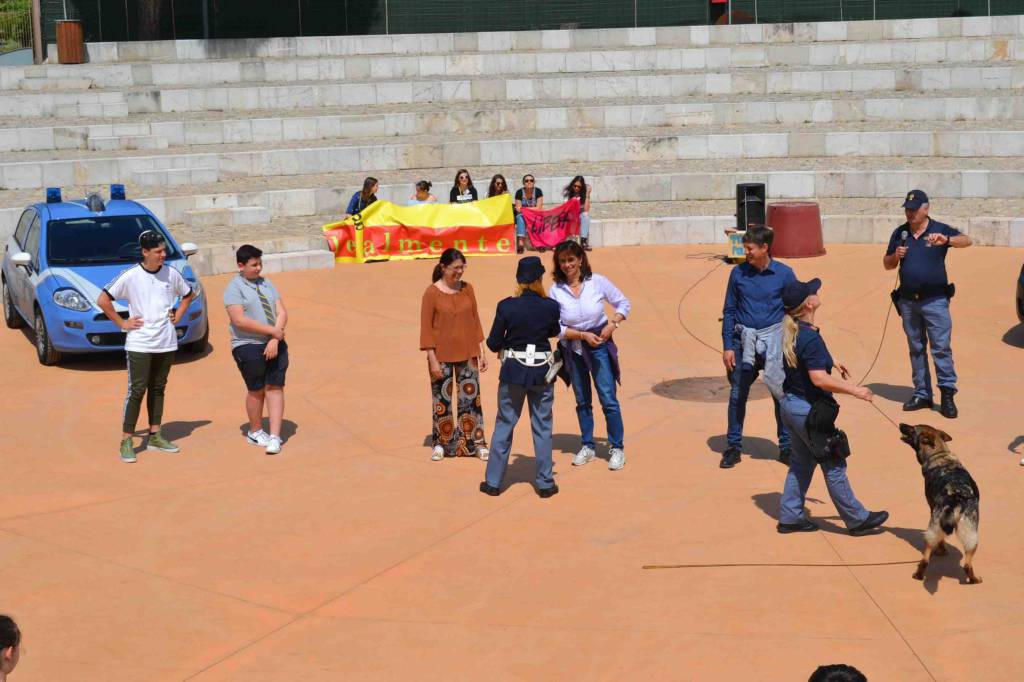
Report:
515,256,545,284
782,278,822,311
902,189,929,209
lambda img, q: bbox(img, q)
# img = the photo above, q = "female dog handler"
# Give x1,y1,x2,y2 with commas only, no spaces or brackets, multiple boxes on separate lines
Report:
777,278,889,535
480,257,563,498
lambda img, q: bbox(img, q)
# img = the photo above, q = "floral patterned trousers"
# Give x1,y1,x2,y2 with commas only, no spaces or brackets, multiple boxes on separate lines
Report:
431,360,486,457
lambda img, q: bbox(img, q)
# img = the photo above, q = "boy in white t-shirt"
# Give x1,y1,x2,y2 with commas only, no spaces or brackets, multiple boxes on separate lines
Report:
98,230,194,463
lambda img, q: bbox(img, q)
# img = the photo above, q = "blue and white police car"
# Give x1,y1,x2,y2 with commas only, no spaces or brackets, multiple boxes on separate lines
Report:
2,185,209,365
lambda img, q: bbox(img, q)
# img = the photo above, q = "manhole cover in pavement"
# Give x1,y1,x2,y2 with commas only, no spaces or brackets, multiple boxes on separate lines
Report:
652,376,770,403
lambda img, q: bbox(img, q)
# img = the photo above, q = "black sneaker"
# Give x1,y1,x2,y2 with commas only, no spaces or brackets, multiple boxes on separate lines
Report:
849,510,889,536
777,519,818,534
479,482,501,497
719,446,741,468
902,396,934,412
537,484,559,498
778,447,791,466
939,389,958,419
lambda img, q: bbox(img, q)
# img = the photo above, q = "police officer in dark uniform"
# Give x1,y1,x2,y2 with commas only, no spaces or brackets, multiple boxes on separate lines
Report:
883,190,972,418
480,257,563,498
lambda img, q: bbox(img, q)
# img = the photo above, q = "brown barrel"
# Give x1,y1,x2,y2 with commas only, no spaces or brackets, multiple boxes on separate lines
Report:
766,202,826,259
56,20,85,65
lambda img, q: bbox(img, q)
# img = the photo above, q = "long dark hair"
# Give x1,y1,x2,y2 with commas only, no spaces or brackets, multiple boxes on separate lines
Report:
360,176,378,205
0,615,20,650
563,175,587,202
453,169,473,190
487,174,508,198
432,247,466,283
551,240,592,285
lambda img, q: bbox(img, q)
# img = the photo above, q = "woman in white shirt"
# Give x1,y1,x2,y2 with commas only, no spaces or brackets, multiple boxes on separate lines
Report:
548,240,631,470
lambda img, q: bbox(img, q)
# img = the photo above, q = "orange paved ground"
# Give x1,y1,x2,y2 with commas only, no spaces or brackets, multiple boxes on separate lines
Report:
2,244,1022,681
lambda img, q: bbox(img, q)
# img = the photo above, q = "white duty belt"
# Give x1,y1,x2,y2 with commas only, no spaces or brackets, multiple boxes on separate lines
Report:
500,344,552,367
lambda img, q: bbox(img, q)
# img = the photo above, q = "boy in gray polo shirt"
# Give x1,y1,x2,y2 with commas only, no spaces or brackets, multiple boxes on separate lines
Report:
224,245,289,455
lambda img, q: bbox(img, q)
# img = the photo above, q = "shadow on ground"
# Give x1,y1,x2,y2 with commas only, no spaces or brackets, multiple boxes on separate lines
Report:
1002,323,1024,348
708,434,782,461
865,382,914,404
753,492,969,593
237,420,299,443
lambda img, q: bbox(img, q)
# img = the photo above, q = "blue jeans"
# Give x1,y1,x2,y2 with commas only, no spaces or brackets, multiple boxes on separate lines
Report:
898,296,957,399
778,394,869,528
485,381,555,490
515,213,527,238
568,345,624,450
726,352,790,451
580,211,590,238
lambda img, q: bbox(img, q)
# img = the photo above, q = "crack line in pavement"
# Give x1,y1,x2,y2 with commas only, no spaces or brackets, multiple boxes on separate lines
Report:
759,461,939,681
0,528,293,617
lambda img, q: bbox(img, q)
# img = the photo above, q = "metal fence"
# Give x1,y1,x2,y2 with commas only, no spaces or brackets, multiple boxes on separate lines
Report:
41,0,1024,46
0,0,32,53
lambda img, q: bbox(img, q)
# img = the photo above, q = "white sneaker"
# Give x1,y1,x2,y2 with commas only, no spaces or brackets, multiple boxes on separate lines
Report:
608,448,626,470
247,429,271,447
265,435,282,455
431,445,445,461
573,445,596,466
478,447,489,461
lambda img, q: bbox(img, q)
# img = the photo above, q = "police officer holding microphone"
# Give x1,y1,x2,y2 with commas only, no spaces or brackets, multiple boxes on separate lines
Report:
883,190,972,418
480,257,563,498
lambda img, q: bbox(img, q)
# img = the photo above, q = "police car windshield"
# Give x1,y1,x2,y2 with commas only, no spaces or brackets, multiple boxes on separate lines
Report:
46,215,182,265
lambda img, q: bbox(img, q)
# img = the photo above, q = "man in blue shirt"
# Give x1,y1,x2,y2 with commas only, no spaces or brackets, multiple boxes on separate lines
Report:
720,226,797,468
883,190,972,418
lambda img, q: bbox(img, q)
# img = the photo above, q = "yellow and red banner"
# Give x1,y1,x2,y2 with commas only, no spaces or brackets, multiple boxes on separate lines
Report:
322,195,515,263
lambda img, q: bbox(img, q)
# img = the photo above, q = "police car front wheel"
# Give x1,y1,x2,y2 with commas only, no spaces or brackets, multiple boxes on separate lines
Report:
34,308,62,366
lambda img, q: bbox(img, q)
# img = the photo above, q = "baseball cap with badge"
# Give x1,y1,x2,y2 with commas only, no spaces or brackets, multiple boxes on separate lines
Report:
902,189,929,209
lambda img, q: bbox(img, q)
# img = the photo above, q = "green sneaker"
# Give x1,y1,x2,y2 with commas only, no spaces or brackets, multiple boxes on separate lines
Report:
147,431,180,453
120,438,137,463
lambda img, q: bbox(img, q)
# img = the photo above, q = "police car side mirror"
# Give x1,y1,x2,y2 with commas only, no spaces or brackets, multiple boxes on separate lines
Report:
180,242,198,257
11,252,31,268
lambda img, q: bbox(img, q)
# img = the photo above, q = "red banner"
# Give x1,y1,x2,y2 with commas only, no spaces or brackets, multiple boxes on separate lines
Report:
520,198,581,248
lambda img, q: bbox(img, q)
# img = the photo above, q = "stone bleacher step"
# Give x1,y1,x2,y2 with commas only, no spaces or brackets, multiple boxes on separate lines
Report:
131,167,218,187
12,35,1022,91
5,61,1023,119
179,213,1024,278
4,129,1024,191
60,15,1024,65
18,76,94,91
182,206,271,228
4,93,1024,153
87,134,168,151
186,236,333,276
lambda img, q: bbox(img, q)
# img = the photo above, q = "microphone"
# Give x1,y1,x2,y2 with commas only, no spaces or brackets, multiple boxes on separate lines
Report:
899,230,908,257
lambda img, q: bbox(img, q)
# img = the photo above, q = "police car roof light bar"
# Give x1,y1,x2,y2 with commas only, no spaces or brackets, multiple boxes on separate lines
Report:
46,187,62,203
110,184,125,200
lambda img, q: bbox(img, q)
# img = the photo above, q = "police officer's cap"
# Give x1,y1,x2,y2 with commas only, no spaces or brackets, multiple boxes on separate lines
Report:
516,256,545,284
902,189,929,209
782,278,822,311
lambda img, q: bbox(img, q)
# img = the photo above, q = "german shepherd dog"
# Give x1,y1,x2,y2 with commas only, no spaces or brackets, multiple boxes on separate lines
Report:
899,423,982,584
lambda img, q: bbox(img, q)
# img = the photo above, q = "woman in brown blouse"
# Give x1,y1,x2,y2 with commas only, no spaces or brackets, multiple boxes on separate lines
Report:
420,248,489,461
